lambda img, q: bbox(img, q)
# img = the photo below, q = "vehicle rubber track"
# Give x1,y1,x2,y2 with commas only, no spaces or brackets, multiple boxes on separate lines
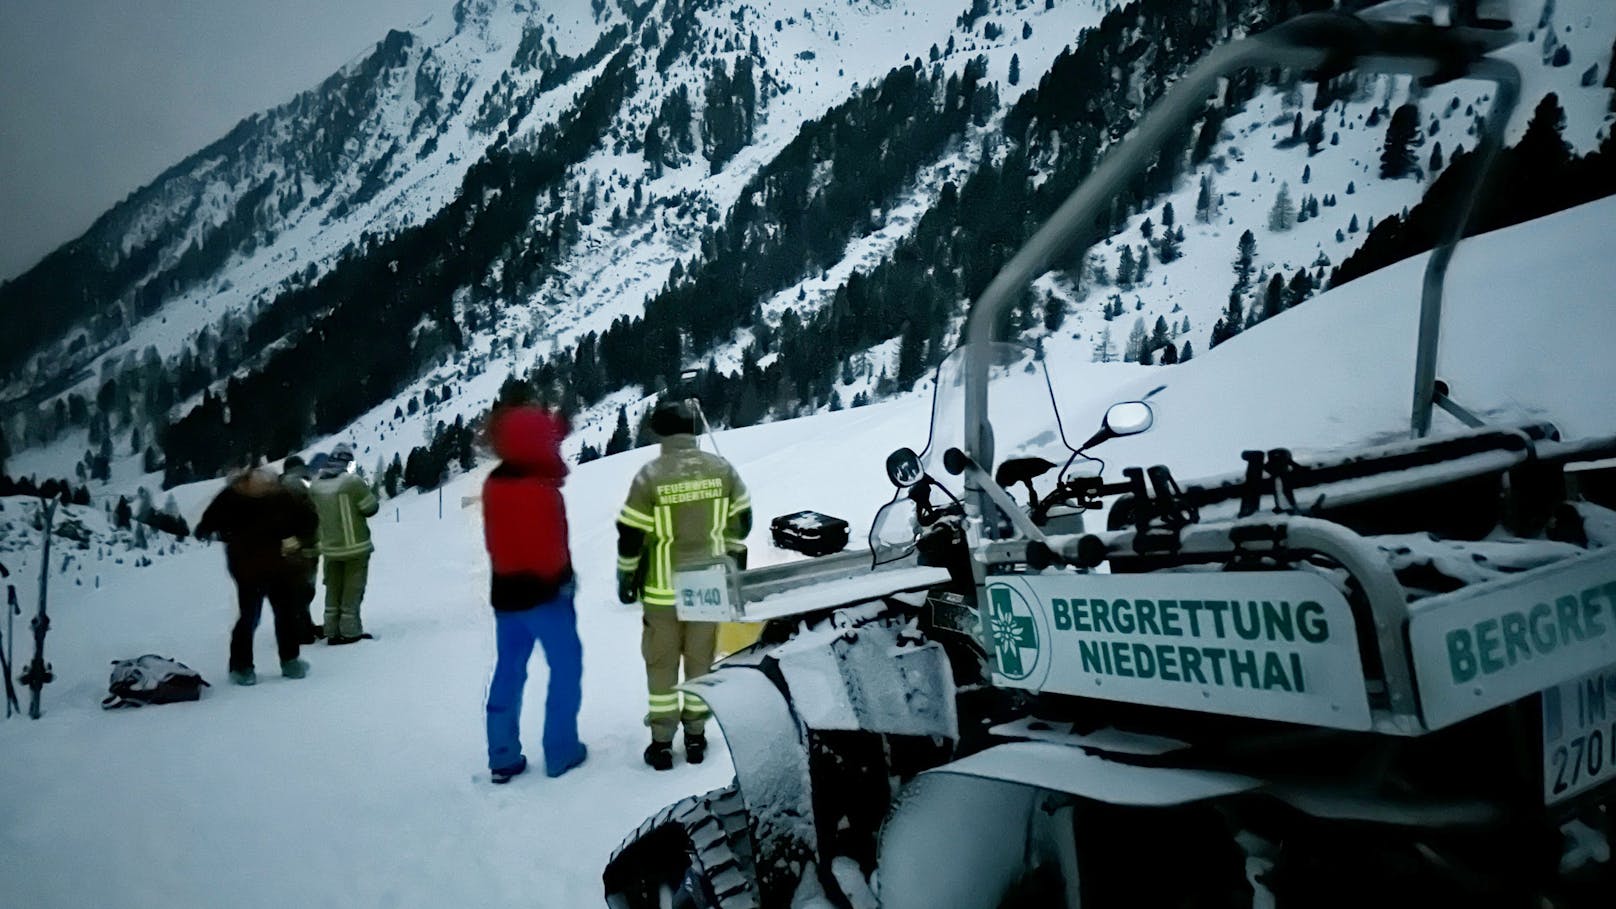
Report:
604,781,760,909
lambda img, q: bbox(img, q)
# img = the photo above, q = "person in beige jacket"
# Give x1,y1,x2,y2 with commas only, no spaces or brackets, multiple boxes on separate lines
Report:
616,399,750,770
309,443,379,645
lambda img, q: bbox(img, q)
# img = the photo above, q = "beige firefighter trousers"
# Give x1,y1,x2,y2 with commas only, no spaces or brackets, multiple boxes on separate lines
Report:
642,608,717,743
322,554,369,639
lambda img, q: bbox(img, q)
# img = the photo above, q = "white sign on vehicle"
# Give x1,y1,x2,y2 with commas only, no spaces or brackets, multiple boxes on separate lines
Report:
1408,549,1616,730
984,571,1372,730
673,563,739,622
1541,662,1616,805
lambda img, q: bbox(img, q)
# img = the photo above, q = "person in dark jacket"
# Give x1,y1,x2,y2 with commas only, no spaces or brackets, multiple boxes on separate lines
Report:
196,468,319,685
479,404,585,782
279,456,322,643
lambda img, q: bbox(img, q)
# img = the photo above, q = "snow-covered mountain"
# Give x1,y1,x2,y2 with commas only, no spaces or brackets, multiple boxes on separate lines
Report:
2,0,1125,482
1,0,1613,520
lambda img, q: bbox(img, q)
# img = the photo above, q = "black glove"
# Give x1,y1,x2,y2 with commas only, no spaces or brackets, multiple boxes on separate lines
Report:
616,572,637,605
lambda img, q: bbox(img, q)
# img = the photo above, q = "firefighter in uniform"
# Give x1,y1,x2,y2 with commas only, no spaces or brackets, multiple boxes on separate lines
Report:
616,398,751,770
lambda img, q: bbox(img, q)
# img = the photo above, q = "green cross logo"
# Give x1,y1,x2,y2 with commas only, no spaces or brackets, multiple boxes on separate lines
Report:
988,584,1040,681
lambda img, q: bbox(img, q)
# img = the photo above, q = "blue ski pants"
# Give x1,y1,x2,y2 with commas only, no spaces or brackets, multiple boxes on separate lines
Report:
486,587,582,774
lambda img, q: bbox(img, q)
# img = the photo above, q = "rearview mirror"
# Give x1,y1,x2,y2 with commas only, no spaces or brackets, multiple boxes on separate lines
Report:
1078,400,1156,452
1103,401,1154,437
885,448,924,488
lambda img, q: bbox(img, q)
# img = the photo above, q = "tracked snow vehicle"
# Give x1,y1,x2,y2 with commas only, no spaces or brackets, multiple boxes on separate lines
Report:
605,6,1616,907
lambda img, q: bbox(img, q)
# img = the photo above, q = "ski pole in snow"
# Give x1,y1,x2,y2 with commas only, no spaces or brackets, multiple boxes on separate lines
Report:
689,398,724,459
0,560,19,718
21,499,56,719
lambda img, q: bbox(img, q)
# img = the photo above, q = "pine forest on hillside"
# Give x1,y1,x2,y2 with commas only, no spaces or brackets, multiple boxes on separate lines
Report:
1,0,1614,507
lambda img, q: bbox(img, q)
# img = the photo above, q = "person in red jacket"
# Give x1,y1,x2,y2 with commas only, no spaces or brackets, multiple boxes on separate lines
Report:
480,403,585,783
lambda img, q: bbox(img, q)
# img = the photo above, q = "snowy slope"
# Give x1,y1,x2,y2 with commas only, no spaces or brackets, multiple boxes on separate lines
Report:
265,0,1616,482
1032,0,1616,378
2,193,1614,908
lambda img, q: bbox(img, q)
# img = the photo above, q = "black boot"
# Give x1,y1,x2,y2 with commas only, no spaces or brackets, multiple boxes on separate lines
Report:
684,733,706,765
643,741,673,771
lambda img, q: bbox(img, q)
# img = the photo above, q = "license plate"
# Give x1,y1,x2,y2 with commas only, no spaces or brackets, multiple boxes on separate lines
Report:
1541,663,1616,805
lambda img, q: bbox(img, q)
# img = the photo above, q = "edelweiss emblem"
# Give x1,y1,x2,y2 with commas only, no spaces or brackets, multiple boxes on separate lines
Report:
988,584,1039,681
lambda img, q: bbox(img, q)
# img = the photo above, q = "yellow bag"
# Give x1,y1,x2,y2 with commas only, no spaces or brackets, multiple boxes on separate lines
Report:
716,621,763,659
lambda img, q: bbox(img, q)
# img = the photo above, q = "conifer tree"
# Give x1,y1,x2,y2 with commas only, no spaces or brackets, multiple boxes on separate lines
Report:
1263,273,1285,321
1091,326,1117,363
1232,230,1257,293
1285,269,1314,309
1180,340,1194,361
1195,173,1215,223
606,406,632,455
1116,246,1135,290
1222,292,1245,340
1043,297,1065,332
1268,183,1295,231
384,453,403,497
1379,103,1421,178
1125,317,1148,362
1157,226,1180,263
1142,315,1164,351
896,319,927,387
1008,54,1020,87
1304,115,1325,155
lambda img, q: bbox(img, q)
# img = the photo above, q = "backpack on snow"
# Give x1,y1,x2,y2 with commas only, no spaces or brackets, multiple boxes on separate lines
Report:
101,655,210,709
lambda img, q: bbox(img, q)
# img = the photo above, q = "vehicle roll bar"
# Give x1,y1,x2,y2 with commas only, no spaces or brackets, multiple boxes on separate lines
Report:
961,12,1521,533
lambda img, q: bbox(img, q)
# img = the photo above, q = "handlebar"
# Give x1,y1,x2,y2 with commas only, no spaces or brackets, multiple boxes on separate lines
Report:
1034,475,1133,518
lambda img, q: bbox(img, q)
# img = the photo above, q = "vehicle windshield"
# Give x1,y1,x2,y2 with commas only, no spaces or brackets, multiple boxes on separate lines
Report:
869,342,1081,564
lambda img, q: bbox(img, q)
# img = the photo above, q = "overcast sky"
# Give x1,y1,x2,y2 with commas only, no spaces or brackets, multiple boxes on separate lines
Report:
0,0,456,281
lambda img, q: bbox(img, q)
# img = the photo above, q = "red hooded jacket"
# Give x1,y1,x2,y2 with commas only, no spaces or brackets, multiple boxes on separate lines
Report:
482,406,573,610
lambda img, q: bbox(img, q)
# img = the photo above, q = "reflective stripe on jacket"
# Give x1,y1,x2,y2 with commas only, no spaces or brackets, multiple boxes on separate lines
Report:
310,470,379,560
616,435,749,608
